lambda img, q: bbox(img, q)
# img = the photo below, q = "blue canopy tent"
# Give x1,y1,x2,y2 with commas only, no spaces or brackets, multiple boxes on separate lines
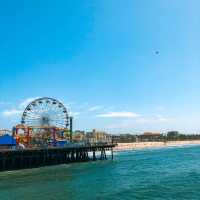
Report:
0,134,16,146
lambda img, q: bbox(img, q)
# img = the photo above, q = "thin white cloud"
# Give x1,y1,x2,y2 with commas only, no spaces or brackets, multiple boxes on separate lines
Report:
19,97,40,108
135,115,172,123
88,106,103,112
63,101,76,108
106,115,173,130
75,102,90,110
1,97,80,119
2,109,22,117
69,111,80,117
0,101,12,106
96,111,139,118
1,97,39,118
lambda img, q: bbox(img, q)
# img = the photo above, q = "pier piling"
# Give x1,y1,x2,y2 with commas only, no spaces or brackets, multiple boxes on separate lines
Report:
0,144,115,172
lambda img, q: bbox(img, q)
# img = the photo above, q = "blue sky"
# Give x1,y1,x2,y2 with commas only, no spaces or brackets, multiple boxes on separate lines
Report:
0,0,200,133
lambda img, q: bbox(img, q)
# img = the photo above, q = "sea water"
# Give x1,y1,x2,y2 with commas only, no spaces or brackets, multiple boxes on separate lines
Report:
1,145,200,200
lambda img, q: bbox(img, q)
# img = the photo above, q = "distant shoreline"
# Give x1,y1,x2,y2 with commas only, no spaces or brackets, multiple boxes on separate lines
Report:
114,140,200,151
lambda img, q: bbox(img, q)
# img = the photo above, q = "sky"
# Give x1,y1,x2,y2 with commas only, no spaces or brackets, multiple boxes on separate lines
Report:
0,0,200,134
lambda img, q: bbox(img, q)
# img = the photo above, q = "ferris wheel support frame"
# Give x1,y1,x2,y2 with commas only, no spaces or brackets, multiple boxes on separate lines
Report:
69,117,73,141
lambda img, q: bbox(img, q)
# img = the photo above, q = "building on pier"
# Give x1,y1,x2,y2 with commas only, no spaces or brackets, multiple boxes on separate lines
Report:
86,129,112,144
0,134,16,150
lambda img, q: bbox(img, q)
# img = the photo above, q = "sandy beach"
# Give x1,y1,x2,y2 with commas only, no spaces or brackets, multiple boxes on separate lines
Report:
114,140,200,151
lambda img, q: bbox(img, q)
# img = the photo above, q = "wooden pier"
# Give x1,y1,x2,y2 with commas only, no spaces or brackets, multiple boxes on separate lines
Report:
0,144,115,172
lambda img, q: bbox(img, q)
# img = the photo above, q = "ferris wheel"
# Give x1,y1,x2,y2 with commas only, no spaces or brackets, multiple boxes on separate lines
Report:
21,97,69,128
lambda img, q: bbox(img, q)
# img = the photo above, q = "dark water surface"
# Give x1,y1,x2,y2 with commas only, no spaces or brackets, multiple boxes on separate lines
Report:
1,146,200,200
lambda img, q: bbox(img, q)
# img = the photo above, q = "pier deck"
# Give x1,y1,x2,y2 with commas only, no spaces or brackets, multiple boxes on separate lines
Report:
0,144,116,172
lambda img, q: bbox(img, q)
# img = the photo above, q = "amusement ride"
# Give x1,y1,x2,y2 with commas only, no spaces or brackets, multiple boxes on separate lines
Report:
12,97,73,148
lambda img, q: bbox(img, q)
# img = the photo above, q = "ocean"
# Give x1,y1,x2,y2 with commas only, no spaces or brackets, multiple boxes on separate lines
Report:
1,145,200,200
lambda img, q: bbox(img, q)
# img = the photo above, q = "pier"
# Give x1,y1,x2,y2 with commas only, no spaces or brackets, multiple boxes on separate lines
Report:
0,144,115,172
0,97,116,172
